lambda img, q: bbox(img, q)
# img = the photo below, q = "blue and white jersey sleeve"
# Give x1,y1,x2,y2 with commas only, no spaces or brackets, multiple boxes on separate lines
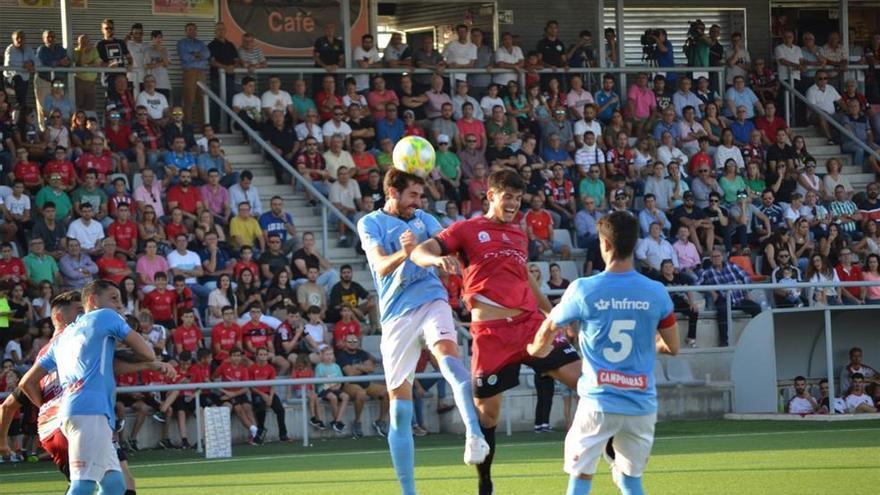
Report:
550,279,590,326
419,209,443,237
357,214,382,253
94,309,132,341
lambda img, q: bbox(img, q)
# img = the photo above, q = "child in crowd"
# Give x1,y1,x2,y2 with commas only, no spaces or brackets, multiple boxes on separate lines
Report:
303,305,330,363
314,347,349,434
291,353,324,430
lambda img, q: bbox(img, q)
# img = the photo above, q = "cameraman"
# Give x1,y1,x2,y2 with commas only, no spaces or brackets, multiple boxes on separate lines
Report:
654,30,677,85
685,20,711,68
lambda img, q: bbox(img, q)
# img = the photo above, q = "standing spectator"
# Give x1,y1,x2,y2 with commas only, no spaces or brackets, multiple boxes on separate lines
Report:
698,248,762,346
126,23,147,96
4,31,36,107
536,20,566,90
626,73,656,137
806,70,842,145
177,23,210,127
238,32,267,78
34,30,70,128
749,58,779,106
353,34,381,94
312,22,343,90
443,24,477,84
413,36,445,93
96,19,132,89
144,30,172,99
469,28,493,95
493,32,523,88
208,22,239,125
725,32,751,87
774,31,803,97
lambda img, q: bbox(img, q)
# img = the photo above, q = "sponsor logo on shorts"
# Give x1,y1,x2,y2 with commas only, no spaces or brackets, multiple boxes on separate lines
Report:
594,298,651,311
487,375,498,386
476,377,484,387
597,369,648,390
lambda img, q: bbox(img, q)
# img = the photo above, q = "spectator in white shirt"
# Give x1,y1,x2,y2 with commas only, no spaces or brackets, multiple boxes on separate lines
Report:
805,70,842,145
452,80,483,121
573,104,603,148
66,202,105,256
635,222,678,273
261,75,294,121
844,373,878,413
228,170,263,216
328,166,361,248
774,31,804,84
135,75,169,124
786,376,818,414
443,24,477,82
352,34,381,93
322,106,353,149
492,32,524,86
232,76,263,130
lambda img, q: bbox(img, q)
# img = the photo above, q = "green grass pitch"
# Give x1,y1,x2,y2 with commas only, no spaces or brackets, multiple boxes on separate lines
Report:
2,420,879,494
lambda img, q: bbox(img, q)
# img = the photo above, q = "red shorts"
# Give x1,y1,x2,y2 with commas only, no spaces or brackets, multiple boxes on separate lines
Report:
470,311,579,398
40,428,69,477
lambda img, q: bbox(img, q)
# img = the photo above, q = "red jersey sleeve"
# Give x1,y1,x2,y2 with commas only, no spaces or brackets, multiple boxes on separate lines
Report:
434,220,465,256
658,312,676,329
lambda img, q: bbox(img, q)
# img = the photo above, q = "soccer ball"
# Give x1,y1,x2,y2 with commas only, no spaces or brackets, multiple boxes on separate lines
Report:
392,136,436,178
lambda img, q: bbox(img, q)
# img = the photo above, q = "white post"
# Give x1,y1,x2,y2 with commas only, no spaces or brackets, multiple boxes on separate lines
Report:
823,309,836,414
342,0,353,69
841,0,850,52
195,391,203,453
596,0,606,69
615,0,626,103
59,0,75,94
301,390,310,447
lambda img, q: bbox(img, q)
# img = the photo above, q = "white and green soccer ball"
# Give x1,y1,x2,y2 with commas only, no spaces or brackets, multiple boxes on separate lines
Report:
392,135,436,178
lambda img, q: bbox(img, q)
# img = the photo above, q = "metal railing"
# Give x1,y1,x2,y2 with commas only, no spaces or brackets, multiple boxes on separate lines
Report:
196,81,356,258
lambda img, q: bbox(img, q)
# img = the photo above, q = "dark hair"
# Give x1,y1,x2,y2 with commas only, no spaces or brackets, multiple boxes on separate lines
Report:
240,170,253,181
154,271,168,280
242,76,255,86
81,280,119,305
197,348,212,360
50,290,81,310
383,168,425,196
852,372,865,380
340,264,353,271
178,350,193,363
488,169,525,193
597,211,639,260
794,375,806,382
119,276,137,307
307,305,322,315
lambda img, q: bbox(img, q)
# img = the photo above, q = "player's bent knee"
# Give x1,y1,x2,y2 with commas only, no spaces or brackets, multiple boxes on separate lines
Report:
431,339,459,357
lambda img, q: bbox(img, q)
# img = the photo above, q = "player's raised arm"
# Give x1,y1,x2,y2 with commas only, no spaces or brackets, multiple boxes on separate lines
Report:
529,281,583,358
124,330,157,363
410,238,461,274
364,231,416,277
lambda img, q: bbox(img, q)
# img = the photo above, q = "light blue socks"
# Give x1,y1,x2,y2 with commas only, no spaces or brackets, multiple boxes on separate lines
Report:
68,480,98,495
619,474,644,495
388,399,416,495
566,475,592,495
438,355,483,438
97,470,127,495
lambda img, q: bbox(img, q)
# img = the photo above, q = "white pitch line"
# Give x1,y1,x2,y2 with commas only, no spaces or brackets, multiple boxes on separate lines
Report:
3,426,879,479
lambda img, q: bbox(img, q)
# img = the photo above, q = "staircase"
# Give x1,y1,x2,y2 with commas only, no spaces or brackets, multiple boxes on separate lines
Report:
790,126,875,191
217,134,375,290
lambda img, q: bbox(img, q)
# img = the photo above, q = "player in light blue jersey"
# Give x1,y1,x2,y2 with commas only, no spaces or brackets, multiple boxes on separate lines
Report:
22,281,156,495
357,168,489,495
529,211,679,495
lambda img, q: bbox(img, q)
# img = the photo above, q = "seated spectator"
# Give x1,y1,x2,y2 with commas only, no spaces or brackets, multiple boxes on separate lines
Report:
638,194,672,238
452,80,482,121
845,373,878,413
249,346,290,442
322,135,355,181
336,336,388,438
327,264,377,328
835,248,864,305
262,110,297,183
96,238,132,286
485,104,519,148
328,166,361,248
292,232,340,293
366,75,399,121
167,233,211,315
230,201,265,254
228,170,263,216
485,133,517,171
698,248,762,346
259,196,298,254
729,106,755,146
525,195,570,261
573,104,603,150
724,75,763,119
297,266,328,315
861,254,880,304
805,70,842,145
754,101,788,146
198,138,238,188
260,76,294,122
714,128,745,172
431,103,459,150
540,108,574,154
296,136,330,198
653,258,700,347
653,107,680,143
786,376,818,414
350,137,379,183
200,230,233,290
59,238,97,289
544,163,576,229
314,346,350,433
672,77,703,120
805,253,842,305
839,347,878,394
840,97,880,175
657,132,688,169
105,75,135,123
210,305,242,364
635,222,677,274
677,106,705,157
212,347,260,443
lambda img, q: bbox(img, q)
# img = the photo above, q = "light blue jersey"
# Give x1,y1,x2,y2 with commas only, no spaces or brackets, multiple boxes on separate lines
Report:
357,209,448,324
550,271,674,415
37,309,132,425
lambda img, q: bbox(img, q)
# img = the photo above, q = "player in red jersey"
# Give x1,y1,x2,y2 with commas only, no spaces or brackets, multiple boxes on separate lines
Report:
143,272,177,328
213,347,260,443
249,347,289,443
172,308,204,356
412,169,581,495
241,304,275,362
211,306,242,365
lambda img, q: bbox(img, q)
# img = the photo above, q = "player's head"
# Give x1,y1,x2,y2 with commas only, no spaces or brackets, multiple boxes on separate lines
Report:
81,280,123,314
794,375,807,394
49,290,83,334
384,168,425,219
596,211,639,266
486,169,524,223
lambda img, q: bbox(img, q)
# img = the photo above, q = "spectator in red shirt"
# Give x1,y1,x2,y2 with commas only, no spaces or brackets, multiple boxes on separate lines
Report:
164,208,189,243
250,347,290,443
76,136,114,186
0,242,27,290
332,304,361,349
212,348,260,443
103,111,133,175
143,271,176,327
754,101,789,146
11,148,43,193
211,305,242,365
96,238,133,285
107,203,137,260
173,308,204,356
836,248,864,305
315,74,344,122
172,275,196,325
525,195,571,261
166,169,204,227
241,304,275,361
42,146,78,191
233,246,260,286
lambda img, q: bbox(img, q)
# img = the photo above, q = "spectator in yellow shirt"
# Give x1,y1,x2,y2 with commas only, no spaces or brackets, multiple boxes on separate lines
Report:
229,201,265,253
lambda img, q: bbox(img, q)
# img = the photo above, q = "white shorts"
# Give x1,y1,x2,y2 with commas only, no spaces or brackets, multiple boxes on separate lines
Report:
380,299,456,390
61,415,121,481
564,405,656,478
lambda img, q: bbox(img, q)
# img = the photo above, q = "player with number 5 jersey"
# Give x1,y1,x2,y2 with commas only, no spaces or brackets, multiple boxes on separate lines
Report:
529,211,680,495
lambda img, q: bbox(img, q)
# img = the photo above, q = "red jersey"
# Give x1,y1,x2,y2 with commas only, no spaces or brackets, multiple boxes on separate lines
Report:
181,362,210,397
333,319,361,348
14,161,41,185
295,152,326,181
211,323,241,361
689,151,712,175
141,368,166,385
173,325,202,352
525,209,553,241
435,216,537,312
233,260,259,281
544,179,575,208
315,92,343,121
836,264,863,298
43,160,77,187
214,361,250,393
104,125,132,152
175,287,195,321
115,372,138,387
96,256,128,285
166,185,203,215
76,152,113,184
143,289,176,322
241,321,273,355
35,331,64,440
607,147,635,177
442,273,464,310
164,222,187,242
249,363,276,394
0,257,27,281
107,220,137,252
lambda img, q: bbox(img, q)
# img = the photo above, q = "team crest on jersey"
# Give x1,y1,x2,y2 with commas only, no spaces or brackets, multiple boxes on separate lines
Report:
477,231,490,243
411,218,425,232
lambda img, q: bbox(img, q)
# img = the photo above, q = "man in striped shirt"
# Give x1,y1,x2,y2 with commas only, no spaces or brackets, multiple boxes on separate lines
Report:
829,185,862,239
698,248,762,347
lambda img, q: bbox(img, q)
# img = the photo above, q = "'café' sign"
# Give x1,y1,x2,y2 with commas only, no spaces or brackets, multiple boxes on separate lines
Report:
222,0,368,57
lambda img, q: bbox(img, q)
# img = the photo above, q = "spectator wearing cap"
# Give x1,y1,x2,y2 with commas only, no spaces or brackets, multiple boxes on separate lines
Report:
541,106,575,153
42,78,74,124
672,190,715,254
730,106,756,146
401,110,425,138
66,201,105,257
375,103,404,148
698,248,762,346
228,170,263,217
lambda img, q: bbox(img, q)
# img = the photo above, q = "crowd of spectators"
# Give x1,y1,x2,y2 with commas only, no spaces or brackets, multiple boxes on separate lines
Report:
785,347,879,414
3,16,880,452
